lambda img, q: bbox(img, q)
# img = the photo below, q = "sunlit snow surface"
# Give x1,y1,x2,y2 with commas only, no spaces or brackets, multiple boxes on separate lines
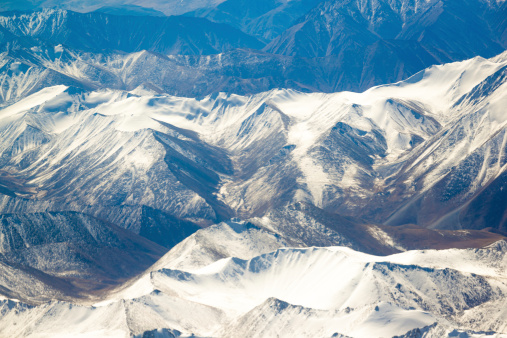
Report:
1,50,507,337
1,50,503,217
1,227,507,337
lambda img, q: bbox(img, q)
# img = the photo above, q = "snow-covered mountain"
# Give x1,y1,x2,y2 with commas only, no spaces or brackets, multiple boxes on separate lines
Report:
0,3,506,335
0,83,223,236
0,51,506,239
1,4,505,96
2,238,506,337
0,52,506,337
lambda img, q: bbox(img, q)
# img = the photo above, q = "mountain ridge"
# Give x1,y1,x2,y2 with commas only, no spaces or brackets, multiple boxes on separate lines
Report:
0,52,506,234
0,8,264,55
0,4,506,336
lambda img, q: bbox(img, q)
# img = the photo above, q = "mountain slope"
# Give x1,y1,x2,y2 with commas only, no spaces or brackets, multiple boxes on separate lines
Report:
0,46,333,99
263,0,507,91
253,202,506,254
266,0,506,59
0,85,216,245
0,9,264,55
1,3,504,98
0,3,506,337
0,211,167,303
103,213,504,316
0,52,506,233
31,0,227,16
188,0,324,42
3,242,505,337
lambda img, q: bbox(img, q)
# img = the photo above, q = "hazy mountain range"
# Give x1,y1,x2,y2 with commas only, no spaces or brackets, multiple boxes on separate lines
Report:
0,0,505,95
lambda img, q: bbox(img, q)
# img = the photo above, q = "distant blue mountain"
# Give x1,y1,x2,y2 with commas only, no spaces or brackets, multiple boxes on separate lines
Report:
187,0,324,42
1,1,505,94
94,4,166,17
265,0,506,60
0,9,264,55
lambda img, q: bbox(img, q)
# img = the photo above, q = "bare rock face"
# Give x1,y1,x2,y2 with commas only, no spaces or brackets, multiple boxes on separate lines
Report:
0,211,167,303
